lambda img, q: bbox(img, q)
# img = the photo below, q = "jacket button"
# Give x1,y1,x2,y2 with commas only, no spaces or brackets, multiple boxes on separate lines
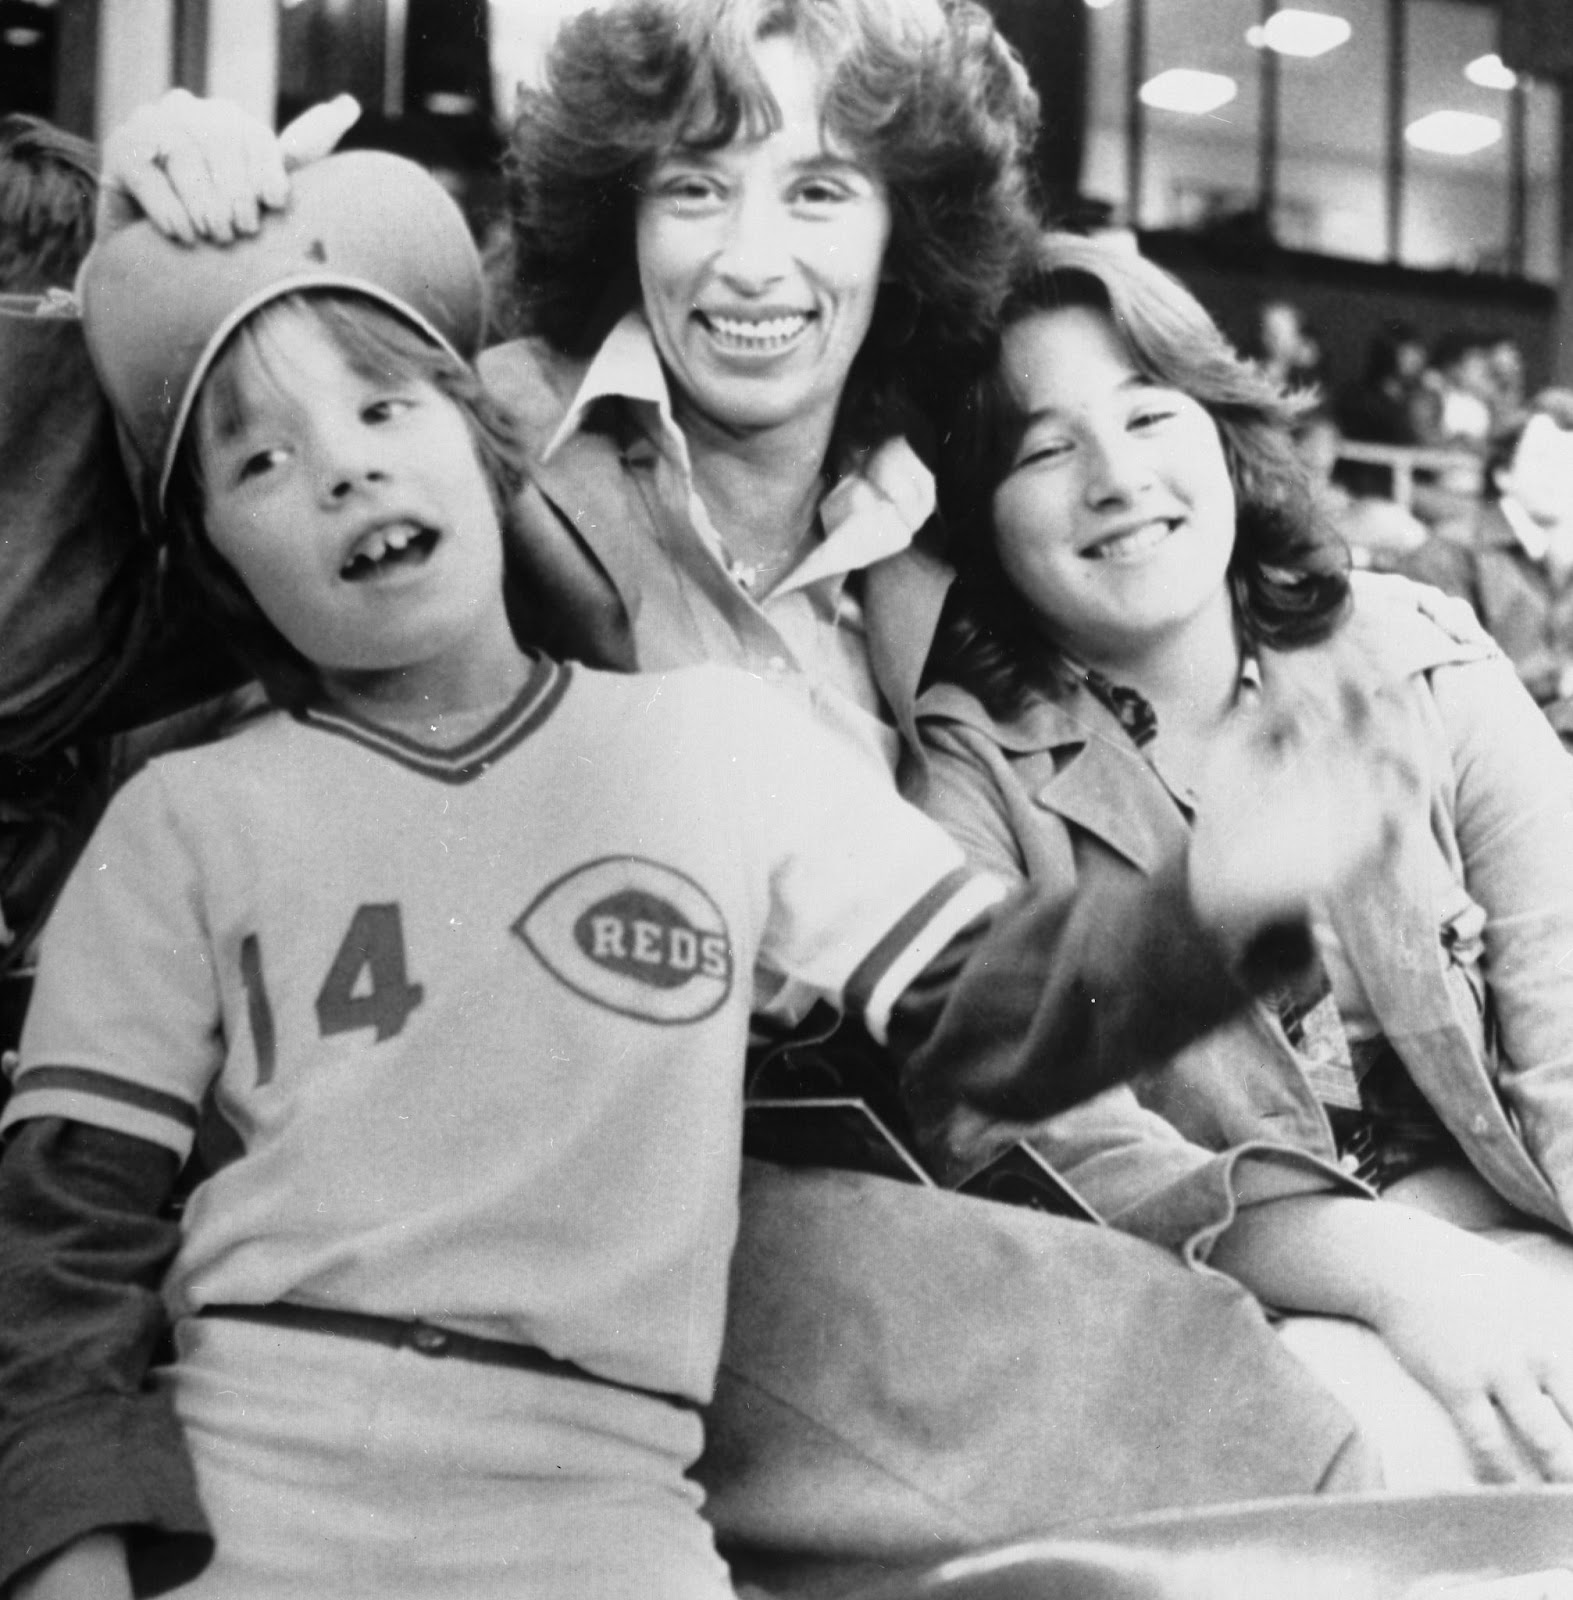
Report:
410,1323,449,1355
1472,1114,1490,1135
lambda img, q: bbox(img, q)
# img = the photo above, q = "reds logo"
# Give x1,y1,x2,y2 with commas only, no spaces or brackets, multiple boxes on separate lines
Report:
514,857,733,1023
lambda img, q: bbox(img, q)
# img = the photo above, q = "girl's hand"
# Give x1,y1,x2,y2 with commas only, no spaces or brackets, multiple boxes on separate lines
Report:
97,89,359,245
1366,1230,1573,1484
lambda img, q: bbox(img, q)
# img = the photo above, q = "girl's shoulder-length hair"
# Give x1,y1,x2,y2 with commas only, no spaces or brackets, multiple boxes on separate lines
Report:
929,232,1351,721
163,292,530,713
500,0,1041,458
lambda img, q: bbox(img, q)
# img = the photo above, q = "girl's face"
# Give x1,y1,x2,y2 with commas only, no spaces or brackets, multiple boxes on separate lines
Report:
195,305,511,693
634,34,892,443
989,303,1238,674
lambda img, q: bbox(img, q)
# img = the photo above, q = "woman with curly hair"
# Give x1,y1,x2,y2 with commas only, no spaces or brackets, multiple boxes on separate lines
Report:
914,230,1573,1487
482,0,1039,771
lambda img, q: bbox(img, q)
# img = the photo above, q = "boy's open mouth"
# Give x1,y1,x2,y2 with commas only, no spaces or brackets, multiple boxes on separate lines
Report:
341,522,440,581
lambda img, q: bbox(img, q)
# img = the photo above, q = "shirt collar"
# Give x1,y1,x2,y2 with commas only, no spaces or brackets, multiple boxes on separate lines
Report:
540,310,688,469
541,309,935,588
778,437,935,594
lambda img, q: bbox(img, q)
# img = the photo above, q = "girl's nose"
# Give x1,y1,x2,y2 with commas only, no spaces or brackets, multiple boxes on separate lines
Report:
1083,431,1152,507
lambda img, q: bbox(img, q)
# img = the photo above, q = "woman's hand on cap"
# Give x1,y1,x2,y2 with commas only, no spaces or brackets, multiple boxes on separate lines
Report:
97,89,359,247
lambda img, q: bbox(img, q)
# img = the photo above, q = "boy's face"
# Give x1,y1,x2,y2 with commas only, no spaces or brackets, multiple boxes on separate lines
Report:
194,305,506,682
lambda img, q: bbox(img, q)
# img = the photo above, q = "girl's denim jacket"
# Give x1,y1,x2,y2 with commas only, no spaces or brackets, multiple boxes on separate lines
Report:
909,578,1573,1245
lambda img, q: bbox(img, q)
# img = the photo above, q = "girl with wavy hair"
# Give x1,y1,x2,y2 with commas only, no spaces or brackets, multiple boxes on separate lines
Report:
916,231,1573,1487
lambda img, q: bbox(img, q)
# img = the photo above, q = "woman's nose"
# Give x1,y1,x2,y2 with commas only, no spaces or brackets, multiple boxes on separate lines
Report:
713,190,788,288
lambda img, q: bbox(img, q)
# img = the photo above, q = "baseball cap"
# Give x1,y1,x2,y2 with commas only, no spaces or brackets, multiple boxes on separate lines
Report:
79,149,486,515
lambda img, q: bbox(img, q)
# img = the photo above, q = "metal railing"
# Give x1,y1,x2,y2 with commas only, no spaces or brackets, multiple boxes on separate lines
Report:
1334,440,1485,509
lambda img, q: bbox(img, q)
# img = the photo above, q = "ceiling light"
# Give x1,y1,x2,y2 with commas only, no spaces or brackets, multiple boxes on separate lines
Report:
1404,110,1501,156
1246,9,1352,58
1465,53,1518,91
1139,69,1238,116
1083,0,1117,8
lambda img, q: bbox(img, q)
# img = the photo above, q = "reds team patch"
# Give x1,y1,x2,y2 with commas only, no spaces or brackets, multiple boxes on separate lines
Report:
513,857,734,1023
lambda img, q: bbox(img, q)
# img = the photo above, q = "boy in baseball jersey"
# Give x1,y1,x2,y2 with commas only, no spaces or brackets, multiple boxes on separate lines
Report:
0,151,1312,1600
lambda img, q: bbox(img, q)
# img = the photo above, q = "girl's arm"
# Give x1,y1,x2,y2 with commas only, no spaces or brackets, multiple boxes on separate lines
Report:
1209,1193,1573,1483
1434,648,1573,1215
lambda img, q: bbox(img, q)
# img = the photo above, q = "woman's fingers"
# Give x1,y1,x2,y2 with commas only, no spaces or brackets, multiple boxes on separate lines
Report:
96,91,358,246
279,95,360,170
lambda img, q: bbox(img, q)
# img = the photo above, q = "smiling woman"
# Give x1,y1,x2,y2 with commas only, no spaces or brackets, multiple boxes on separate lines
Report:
487,0,1041,773
634,34,893,449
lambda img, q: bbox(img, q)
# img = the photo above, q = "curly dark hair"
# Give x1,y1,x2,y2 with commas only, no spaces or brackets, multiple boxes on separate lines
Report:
501,0,1040,459
0,113,98,293
928,233,1351,720
163,293,530,712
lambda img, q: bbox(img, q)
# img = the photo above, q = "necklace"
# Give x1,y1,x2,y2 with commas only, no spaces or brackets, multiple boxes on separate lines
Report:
720,513,823,597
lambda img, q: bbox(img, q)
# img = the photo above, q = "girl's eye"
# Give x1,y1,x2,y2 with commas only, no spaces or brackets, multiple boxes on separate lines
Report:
1014,439,1072,470
1131,409,1177,430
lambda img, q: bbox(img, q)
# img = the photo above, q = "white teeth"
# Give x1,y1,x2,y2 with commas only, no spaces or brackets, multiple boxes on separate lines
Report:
1087,521,1174,562
706,313,808,348
343,520,426,576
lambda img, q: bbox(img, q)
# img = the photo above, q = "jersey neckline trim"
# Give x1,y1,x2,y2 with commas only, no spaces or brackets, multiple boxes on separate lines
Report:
294,653,572,783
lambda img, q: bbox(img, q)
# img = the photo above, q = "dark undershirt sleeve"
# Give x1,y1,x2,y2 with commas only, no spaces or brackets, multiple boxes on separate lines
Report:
886,856,1313,1148
0,1117,212,1597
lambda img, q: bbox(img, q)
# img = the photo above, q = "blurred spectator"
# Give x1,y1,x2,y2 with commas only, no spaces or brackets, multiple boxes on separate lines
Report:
1245,295,1323,394
0,116,251,1029
1292,406,1426,570
1399,389,1573,741
1485,332,1527,434
1415,329,1496,451
1336,319,1430,448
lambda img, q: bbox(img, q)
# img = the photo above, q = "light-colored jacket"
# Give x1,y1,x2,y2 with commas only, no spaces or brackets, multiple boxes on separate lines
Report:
911,581,1573,1235
478,334,952,761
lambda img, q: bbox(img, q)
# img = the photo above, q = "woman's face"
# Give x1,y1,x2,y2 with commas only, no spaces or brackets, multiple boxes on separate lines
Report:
989,303,1238,673
634,35,892,442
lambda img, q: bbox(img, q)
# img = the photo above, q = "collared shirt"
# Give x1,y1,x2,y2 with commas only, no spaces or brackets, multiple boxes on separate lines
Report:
541,312,936,776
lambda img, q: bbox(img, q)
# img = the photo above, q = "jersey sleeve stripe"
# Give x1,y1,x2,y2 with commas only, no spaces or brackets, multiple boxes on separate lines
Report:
2,1064,199,1132
846,869,1008,1047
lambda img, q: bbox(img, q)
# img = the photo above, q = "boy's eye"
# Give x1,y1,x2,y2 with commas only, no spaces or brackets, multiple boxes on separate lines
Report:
363,395,416,425
236,446,287,483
